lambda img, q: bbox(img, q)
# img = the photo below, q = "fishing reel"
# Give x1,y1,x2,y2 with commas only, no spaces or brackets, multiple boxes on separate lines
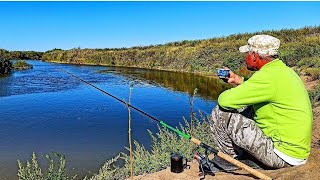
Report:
193,150,220,179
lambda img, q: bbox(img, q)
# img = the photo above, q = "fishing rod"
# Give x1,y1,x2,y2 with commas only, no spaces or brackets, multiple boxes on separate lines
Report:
59,67,272,180
99,68,210,116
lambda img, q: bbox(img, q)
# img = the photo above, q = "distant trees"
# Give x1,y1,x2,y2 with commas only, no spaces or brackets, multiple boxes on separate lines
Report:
0,49,43,61
0,50,41,75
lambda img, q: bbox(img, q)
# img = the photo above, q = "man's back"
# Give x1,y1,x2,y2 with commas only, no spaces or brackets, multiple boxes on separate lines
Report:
218,59,312,160
254,59,312,159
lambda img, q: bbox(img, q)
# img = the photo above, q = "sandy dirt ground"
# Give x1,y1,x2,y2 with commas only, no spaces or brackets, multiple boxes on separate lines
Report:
133,148,320,180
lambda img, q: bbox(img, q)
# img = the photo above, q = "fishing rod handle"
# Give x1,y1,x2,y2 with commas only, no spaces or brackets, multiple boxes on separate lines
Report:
217,152,272,180
190,137,272,180
191,137,201,145
191,138,218,153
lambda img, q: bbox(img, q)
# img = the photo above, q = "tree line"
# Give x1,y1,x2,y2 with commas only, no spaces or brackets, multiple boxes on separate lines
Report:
0,49,43,61
0,50,42,75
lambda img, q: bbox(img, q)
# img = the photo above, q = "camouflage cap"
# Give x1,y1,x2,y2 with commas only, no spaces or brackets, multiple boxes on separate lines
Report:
239,34,280,56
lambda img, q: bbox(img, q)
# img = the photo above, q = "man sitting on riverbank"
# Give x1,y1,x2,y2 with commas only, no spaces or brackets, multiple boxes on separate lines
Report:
209,35,312,168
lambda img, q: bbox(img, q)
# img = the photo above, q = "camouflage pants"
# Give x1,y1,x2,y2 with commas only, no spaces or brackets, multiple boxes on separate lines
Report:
209,106,290,168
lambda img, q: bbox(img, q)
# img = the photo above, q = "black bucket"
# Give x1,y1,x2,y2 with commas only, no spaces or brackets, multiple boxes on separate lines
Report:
170,153,183,173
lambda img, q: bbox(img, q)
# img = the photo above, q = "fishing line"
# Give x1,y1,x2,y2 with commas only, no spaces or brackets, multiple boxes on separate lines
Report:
113,72,213,116
150,81,212,116
58,67,161,123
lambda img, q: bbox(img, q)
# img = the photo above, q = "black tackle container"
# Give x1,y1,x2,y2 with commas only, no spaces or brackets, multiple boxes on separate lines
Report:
170,153,183,173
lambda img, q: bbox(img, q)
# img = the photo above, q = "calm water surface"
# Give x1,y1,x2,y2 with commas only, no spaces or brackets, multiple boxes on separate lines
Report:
0,60,227,179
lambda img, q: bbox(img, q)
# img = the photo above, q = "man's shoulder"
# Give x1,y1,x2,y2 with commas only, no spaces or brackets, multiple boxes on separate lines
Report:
246,68,274,82
250,60,289,79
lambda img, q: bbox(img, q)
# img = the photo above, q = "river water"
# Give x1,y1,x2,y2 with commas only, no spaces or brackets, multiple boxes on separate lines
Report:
0,60,228,179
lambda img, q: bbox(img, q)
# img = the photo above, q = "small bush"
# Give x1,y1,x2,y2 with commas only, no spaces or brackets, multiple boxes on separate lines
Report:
305,68,320,81
297,56,320,68
17,152,76,180
308,85,320,107
13,60,33,70
222,57,243,72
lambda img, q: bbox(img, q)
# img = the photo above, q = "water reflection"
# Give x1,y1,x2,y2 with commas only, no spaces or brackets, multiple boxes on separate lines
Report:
99,67,230,100
0,74,11,96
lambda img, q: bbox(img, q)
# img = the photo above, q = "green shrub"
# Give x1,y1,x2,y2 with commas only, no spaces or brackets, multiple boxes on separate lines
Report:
13,60,33,70
297,56,320,68
222,57,243,72
17,152,76,180
280,40,320,67
308,85,320,107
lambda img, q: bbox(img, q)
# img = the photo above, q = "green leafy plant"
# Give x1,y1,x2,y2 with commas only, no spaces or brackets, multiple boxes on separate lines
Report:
13,60,33,70
17,152,76,180
297,56,320,68
308,85,320,107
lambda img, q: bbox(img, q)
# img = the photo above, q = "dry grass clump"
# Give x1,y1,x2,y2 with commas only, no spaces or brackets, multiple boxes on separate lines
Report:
305,68,320,81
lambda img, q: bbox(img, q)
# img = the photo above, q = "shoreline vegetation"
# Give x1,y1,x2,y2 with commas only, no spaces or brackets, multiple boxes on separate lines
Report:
2,26,319,179
12,60,33,70
0,59,12,75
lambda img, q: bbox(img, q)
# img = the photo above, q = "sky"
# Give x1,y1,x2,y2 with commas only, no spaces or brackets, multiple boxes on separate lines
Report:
0,1,319,52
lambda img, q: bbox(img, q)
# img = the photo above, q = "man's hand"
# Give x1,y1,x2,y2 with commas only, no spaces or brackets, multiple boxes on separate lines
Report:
222,67,243,85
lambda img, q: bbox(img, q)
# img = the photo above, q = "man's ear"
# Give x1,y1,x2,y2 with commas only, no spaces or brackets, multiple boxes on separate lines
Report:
252,52,258,62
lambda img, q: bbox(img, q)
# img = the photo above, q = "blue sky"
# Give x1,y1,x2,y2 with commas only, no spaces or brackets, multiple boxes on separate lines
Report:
0,1,319,52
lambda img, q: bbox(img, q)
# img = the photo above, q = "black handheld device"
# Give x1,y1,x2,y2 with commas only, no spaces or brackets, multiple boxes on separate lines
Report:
216,68,230,79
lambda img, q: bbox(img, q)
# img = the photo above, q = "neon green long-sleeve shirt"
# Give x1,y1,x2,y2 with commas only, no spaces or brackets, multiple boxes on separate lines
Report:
218,59,312,159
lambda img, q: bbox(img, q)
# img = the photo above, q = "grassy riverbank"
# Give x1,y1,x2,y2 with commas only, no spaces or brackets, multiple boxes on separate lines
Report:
41,26,320,76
